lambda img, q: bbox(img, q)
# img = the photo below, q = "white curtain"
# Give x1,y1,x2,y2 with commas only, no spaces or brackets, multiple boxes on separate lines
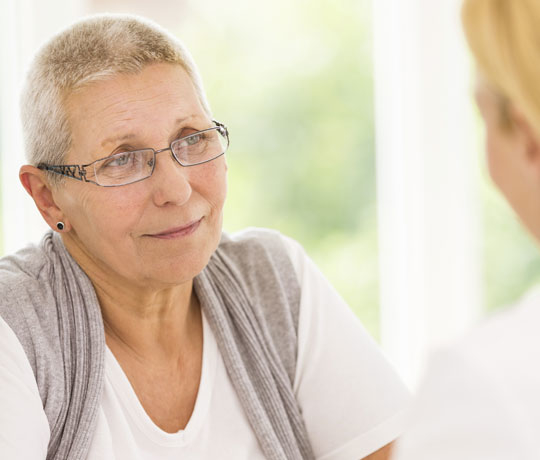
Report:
373,0,482,387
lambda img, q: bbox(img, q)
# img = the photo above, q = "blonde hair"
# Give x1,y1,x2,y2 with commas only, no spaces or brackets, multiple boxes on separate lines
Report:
20,14,211,182
462,0,540,135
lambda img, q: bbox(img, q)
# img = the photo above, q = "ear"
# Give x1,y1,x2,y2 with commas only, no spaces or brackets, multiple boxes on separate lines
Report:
19,165,71,232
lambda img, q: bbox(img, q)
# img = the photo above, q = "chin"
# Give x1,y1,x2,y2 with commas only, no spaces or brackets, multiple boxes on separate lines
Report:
150,232,221,285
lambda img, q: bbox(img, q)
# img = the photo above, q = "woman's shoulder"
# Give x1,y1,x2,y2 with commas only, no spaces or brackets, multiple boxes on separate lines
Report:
447,286,540,386
393,293,540,460
220,226,293,252
0,238,52,299
0,235,58,348
218,227,303,275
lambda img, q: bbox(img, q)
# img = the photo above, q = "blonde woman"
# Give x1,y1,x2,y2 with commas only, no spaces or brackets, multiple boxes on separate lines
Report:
394,1,540,459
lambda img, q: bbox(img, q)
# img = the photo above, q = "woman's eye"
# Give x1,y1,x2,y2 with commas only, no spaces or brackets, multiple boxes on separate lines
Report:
185,134,202,146
106,153,132,167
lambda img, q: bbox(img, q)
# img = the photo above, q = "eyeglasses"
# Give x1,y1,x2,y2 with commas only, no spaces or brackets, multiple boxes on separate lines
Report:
38,120,229,187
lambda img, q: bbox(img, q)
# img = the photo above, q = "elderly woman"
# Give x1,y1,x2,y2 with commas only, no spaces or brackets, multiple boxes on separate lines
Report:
393,1,540,459
0,15,409,460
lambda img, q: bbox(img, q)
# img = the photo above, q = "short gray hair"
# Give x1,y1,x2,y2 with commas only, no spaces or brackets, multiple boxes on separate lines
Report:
20,14,211,183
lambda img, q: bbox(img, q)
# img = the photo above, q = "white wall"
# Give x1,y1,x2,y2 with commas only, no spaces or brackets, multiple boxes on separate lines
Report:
373,0,482,387
0,0,89,254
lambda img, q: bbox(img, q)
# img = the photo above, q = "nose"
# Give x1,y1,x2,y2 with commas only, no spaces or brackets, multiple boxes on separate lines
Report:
150,148,192,207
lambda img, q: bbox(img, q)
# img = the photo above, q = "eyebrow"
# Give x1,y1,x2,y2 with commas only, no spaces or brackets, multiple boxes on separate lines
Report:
100,132,136,148
99,116,194,148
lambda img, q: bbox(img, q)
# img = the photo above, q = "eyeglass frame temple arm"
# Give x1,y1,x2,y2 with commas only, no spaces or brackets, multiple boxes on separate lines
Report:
36,163,97,183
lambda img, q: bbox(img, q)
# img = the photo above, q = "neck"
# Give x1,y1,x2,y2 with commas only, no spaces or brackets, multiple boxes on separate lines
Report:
99,281,199,363
60,232,201,365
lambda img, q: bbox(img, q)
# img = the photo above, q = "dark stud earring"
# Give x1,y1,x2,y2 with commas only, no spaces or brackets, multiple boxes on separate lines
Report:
56,222,65,231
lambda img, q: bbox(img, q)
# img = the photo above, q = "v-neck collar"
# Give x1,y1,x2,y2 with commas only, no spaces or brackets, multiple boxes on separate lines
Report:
104,312,218,447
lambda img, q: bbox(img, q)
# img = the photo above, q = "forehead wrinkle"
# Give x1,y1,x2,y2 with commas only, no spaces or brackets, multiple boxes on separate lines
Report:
67,77,205,156
75,87,166,139
98,110,138,147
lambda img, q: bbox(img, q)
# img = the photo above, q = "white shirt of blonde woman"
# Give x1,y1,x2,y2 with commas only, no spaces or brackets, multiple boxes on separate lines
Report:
393,287,540,460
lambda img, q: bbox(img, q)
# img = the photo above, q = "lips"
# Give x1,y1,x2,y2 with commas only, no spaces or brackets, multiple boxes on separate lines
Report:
147,218,202,239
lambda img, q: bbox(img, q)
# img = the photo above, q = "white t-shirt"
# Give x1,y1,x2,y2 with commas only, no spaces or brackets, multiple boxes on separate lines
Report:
393,287,540,460
0,234,410,459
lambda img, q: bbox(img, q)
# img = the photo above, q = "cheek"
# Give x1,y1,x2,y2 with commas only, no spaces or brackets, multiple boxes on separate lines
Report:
194,157,228,208
484,122,522,203
68,187,144,241
482,115,508,190
485,132,501,183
